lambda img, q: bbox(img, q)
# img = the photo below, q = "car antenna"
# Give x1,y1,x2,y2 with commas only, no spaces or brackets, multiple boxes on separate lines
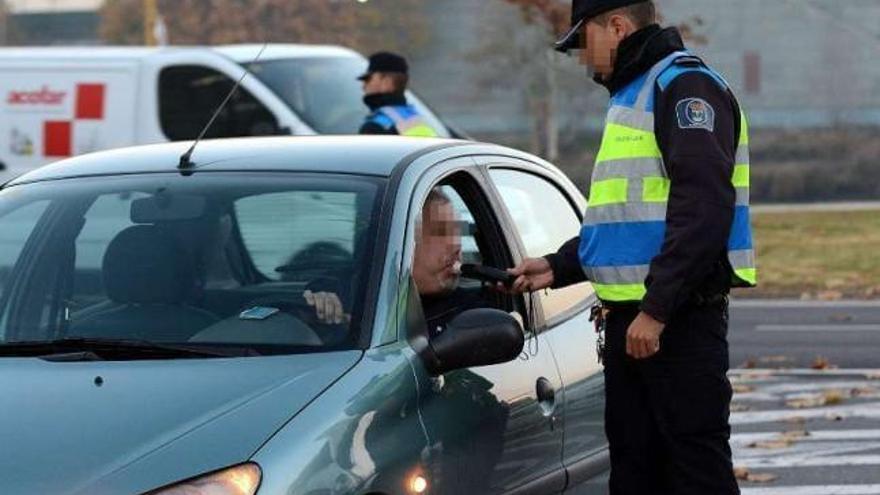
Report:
178,43,269,172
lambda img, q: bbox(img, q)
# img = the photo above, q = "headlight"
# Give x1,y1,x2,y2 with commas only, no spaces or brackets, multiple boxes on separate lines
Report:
147,463,261,495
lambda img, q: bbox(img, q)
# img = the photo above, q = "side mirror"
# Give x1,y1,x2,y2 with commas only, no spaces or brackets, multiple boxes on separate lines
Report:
420,308,525,376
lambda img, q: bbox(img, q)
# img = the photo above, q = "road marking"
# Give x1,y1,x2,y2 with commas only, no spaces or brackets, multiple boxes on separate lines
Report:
732,429,880,445
731,401,880,425
755,324,880,332
732,300,880,309
741,486,880,495
731,369,880,377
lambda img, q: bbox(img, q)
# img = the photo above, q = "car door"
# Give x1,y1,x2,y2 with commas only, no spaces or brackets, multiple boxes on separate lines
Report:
402,159,566,494
481,160,610,491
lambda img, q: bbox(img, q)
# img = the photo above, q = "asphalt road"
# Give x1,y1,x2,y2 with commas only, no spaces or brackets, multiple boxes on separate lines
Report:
730,300,880,493
729,300,880,369
578,300,880,494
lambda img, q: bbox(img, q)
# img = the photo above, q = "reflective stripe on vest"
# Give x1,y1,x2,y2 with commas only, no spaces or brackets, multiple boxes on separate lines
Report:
378,105,440,137
579,51,757,303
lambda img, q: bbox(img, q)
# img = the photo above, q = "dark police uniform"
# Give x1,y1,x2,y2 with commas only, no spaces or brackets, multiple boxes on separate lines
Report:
547,1,758,494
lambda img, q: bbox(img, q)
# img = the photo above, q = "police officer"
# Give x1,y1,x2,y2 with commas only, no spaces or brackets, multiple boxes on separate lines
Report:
358,52,440,137
509,1,757,493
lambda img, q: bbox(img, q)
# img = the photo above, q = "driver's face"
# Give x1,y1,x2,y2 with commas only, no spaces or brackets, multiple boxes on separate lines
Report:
413,200,462,296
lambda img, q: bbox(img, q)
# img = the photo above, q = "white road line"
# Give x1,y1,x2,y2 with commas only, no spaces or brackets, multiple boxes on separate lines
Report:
740,486,880,495
732,299,880,308
730,369,880,377
732,429,880,445
735,454,880,468
751,380,879,395
734,441,880,461
755,324,880,332
730,401,880,425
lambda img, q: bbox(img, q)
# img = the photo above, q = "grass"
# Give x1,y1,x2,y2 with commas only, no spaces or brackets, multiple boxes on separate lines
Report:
736,210,880,299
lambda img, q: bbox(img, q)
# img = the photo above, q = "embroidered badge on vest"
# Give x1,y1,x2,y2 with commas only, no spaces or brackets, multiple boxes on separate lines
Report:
675,98,715,131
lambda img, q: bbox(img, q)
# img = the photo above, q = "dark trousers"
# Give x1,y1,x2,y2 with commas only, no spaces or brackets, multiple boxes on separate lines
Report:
603,302,739,495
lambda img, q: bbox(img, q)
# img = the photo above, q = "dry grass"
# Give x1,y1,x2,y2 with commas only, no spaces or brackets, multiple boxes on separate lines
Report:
734,210,880,299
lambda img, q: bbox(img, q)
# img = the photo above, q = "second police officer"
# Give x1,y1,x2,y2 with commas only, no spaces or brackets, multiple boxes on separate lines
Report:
358,51,441,137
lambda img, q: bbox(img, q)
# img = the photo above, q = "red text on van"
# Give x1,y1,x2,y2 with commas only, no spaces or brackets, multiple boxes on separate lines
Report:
7,86,67,106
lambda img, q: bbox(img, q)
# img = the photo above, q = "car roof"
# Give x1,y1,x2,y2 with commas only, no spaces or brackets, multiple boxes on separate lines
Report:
6,137,472,185
0,44,361,63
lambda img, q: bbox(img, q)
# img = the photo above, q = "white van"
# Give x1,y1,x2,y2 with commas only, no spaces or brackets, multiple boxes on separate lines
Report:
0,44,453,181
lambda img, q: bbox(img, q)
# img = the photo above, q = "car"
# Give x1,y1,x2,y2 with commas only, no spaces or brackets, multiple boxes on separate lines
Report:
0,136,607,495
0,44,455,182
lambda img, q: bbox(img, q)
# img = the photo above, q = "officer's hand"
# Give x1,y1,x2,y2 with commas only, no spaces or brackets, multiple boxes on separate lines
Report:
303,290,350,325
505,258,554,294
626,311,666,359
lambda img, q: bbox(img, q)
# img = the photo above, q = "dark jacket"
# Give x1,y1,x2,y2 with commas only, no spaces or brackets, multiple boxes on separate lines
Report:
359,92,409,135
545,25,740,323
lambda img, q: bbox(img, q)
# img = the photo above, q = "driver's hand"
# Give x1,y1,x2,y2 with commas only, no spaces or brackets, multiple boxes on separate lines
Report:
303,290,350,325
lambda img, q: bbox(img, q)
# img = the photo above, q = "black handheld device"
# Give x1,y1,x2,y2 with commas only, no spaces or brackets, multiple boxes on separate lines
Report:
460,263,515,287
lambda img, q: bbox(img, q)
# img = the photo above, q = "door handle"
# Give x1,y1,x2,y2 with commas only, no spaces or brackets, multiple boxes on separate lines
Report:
536,377,556,417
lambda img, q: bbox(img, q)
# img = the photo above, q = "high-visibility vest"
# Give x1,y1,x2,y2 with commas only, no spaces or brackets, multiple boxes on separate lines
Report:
579,50,757,303
367,105,440,137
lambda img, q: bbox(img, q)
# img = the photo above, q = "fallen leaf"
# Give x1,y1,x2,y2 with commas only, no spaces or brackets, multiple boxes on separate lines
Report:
748,473,780,483
740,359,757,369
748,439,791,450
732,384,754,394
852,387,880,397
784,415,807,424
730,403,751,412
780,430,810,440
787,396,827,409
734,467,750,480
811,356,837,370
822,389,846,405
734,467,779,483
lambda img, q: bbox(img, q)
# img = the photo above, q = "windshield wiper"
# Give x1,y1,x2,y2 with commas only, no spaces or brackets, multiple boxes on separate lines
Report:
0,338,256,361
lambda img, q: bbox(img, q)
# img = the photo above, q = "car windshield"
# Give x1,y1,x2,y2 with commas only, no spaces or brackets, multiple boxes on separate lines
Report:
246,56,450,136
0,172,383,356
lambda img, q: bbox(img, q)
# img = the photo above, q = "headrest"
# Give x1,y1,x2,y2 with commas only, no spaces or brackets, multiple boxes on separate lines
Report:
102,225,193,304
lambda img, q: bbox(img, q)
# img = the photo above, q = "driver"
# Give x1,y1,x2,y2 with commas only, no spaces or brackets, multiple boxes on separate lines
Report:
305,188,495,335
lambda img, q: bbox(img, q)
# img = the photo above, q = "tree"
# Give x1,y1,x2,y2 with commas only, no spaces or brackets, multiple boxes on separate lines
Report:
487,0,708,161
0,0,10,45
99,0,428,54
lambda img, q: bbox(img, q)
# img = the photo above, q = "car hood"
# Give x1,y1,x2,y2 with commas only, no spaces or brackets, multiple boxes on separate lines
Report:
0,351,362,495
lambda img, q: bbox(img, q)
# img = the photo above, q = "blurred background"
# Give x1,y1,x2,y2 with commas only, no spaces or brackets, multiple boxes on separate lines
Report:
1,0,879,299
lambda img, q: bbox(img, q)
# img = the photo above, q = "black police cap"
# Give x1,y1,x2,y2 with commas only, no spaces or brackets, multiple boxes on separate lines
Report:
555,0,651,53
357,52,409,81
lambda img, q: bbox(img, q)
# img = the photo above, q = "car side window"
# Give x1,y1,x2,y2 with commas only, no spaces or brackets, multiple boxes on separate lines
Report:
408,173,526,337
489,168,593,324
0,200,49,295
159,65,280,141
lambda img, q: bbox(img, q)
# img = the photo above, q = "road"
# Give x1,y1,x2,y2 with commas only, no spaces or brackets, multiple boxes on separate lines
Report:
728,300,880,493
577,300,880,494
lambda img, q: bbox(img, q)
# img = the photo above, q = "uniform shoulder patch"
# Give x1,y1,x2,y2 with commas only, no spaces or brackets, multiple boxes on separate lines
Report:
675,97,715,131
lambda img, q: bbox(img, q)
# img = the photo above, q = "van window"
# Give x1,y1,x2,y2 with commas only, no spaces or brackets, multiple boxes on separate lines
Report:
246,57,450,136
159,65,280,141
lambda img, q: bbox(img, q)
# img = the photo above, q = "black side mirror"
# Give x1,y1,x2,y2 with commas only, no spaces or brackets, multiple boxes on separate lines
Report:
420,308,525,376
